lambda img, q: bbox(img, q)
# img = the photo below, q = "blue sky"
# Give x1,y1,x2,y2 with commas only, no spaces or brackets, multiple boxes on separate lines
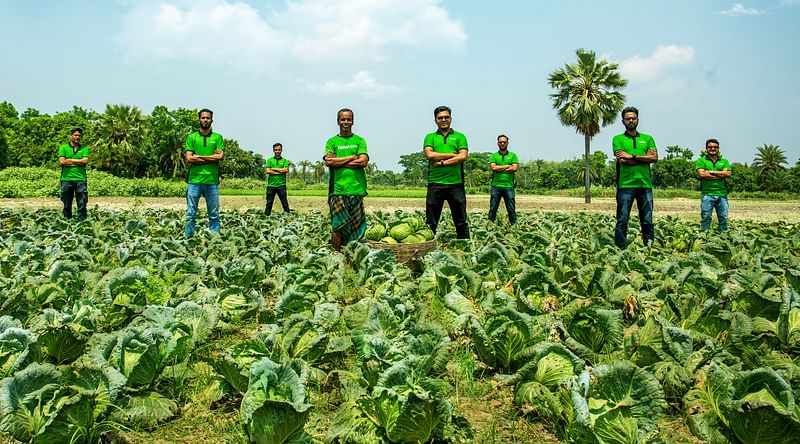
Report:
2,0,798,171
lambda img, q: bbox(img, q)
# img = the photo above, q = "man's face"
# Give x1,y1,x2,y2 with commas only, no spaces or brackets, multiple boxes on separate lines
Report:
706,142,720,156
435,111,451,131
338,111,353,133
622,112,639,131
497,137,509,150
273,145,283,158
199,111,213,130
70,131,82,145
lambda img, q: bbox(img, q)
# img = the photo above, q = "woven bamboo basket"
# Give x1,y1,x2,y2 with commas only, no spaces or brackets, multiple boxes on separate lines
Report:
366,239,436,271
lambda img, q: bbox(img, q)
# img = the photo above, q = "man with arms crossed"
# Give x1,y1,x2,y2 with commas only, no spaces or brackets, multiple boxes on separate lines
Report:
612,106,658,249
695,139,732,231
264,142,291,215
184,108,224,238
324,108,369,251
424,106,470,239
488,134,519,225
58,127,90,220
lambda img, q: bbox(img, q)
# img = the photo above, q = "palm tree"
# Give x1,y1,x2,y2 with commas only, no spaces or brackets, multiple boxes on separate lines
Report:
94,104,147,177
548,49,627,203
576,164,599,185
298,160,312,184
752,144,787,177
313,160,326,183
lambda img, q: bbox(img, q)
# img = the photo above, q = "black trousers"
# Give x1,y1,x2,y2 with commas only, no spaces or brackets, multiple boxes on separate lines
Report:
60,181,88,220
426,183,469,239
265,186,290,215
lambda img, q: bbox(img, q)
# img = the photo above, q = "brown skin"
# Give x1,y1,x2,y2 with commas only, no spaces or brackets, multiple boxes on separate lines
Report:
423,110,468,166
265,145,290,175
697,142,732,179
324,110,368,251
185,111,224,165
614,111,658,165
489,136,519,173
58,131,89,166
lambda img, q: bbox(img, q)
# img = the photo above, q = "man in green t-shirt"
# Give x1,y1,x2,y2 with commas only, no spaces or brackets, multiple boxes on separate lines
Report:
612,106,658,249
424,106,470,239
695,138,732,232
57,127,90,220
488,134,519,224
324,108,368,251
184,108,225,238
264,142,291,215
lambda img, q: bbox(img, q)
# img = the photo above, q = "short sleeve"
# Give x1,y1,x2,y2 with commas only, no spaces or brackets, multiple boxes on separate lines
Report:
358,138,368,155
423,133,434,148
458,133,468,150
612,135,623,153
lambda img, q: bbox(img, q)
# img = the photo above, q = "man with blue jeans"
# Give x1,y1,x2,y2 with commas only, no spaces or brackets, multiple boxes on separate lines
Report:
612,106,658,249
695,139,731,231
488,134,519,224
184,108,224,237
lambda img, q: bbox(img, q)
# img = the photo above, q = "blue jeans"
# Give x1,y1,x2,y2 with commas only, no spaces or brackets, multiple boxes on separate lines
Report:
615,188,654,249
60,181,88,220
488,186,516,224
700,195,729,231
185,183,220,237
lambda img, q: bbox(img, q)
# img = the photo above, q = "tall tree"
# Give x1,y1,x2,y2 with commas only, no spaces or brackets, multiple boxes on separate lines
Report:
313,160,326,183
148,106,197,179
548,48,627,203
94,104,148,177
752,143,787,177
298,159,312,184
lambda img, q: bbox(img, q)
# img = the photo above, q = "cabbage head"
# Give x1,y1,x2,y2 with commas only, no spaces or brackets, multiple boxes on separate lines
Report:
241,358,312,444
725,367,800,444
389,223,412,242
572,360,667,443
366,224,387,241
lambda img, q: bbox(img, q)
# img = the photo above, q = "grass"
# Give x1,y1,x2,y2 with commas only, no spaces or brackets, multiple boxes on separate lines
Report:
220,188,429,198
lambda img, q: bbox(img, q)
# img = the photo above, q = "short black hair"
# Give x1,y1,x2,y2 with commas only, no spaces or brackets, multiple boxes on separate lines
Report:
273,143,282,149
198,108,213,118
71,127,83,135
434,106,451,116
337,108,354,119
705,138,720,148
621,106,639,118
497,134,508,141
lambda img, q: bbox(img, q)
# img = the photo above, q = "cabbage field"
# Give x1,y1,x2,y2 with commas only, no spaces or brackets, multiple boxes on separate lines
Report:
1,207,800,443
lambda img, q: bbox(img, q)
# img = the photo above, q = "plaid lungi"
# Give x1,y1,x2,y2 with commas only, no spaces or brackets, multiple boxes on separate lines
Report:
328,195,366,244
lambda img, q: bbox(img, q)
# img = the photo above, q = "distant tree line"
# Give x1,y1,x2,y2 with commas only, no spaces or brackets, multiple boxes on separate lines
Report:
0,101,797,193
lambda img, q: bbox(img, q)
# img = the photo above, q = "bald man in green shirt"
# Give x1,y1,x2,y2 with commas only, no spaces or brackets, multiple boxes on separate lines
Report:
324,108,369,251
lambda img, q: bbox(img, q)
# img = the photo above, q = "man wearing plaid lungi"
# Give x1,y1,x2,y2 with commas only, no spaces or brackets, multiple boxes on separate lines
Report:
324,108,369,251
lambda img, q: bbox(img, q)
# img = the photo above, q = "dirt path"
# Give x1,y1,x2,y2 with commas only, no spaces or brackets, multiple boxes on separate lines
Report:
1,195,798,223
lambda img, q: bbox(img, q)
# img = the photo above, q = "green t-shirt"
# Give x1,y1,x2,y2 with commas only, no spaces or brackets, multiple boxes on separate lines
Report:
488,150,519,188
424,129,468,185
325,134,368,196
695,155,731,196
185,131,224,185
58,143,90,182
264,157,289,188
612,132,657,189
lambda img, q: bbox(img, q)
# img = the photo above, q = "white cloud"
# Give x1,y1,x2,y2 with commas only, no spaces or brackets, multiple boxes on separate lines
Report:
719,3,766,16
302,71,403,97
117,1,286,72
279,0,467,62
117,0,466,70
619,45,695,82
